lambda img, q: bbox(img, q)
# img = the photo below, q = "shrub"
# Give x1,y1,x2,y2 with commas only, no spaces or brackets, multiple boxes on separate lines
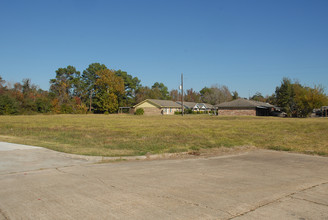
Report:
183,109,192,114
135,108,144,115
60,103,73,114
0,94,19,115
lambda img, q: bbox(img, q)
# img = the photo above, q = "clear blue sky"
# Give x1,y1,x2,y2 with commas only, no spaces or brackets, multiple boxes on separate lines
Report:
1,0,327,98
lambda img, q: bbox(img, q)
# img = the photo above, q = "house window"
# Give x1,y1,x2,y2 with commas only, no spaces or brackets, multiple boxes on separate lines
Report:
170,108,172,112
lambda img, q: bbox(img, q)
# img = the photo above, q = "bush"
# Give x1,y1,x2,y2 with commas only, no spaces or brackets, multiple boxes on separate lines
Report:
135,108,144,115
186,109,193,114
60,103,73,114
0,94,19,115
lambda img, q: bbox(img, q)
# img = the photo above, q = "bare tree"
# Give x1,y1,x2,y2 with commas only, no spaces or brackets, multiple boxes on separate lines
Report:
200,85,232,105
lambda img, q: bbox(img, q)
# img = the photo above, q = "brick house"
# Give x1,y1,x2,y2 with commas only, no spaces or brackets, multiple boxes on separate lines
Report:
216,99,276,116
131,99,182,115
176,101,214,112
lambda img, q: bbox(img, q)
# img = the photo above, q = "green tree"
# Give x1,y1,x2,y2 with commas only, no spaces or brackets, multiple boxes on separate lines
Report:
251,92,266,102
19,79,38,113
50,66,81,105
134,82,170,102
0,94,19,115
275,78,328,117
135,86,152,103
293,84,328,117
0,76,6,95
151,82,169,100
82,63,108,109
275,78,295,117
35,91,52,113
0,76,5,88
93,69,125,113
115,70,141,106
232,91,239,100
82,63,108,88
265,94,276,105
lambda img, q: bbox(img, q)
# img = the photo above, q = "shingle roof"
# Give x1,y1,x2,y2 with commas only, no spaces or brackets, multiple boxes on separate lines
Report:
133,99,181,108
148,99,182,107
204,103,215,109
134,99,216,109
176,101,215,110
176,101,197,109
216,99,275,108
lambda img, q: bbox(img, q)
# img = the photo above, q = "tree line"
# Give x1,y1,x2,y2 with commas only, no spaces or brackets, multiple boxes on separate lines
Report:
0,63,327,117
266,78,327,117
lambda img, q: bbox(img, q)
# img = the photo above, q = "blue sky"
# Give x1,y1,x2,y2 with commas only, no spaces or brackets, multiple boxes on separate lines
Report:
0,0,327,98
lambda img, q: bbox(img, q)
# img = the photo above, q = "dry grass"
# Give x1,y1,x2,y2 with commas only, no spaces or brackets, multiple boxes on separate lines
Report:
0,114,327,156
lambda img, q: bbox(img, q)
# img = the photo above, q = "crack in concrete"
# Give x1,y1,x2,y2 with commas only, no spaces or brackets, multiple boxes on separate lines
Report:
90,175,230,216
290,196,328,207
95,177,117,190
55,167,88,179
56,168,118,191
0,164,87,177
7,165,327,220
81,174,235,217
227,181,328,220
154,194,234,217
52,168,328,219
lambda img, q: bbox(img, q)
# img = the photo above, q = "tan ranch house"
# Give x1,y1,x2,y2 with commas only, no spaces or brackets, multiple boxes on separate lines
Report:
131,99,182,115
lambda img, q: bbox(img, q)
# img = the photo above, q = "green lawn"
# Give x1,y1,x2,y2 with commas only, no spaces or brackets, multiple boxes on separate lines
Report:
0,114,327,156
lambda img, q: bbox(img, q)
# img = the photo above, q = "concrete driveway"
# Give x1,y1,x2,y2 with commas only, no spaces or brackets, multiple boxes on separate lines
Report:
0,142,327,220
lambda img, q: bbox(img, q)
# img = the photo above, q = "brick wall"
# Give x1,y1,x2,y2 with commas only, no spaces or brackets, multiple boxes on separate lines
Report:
218,109,256,116
131,107,161,115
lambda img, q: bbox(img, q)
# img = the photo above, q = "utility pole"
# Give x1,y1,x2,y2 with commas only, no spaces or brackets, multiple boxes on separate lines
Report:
181,73,184,116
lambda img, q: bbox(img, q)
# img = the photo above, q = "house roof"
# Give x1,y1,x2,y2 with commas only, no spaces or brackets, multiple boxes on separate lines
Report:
133,99,182,108
204,103,215,109
176,101,197,109
216,99,275,109
133,99,216,109
176,101,215,109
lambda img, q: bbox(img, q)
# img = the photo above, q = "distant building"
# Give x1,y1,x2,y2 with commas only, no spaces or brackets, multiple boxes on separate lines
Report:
131,99,182,115
216,99,278,116
130,99,215,115
176,101,214,112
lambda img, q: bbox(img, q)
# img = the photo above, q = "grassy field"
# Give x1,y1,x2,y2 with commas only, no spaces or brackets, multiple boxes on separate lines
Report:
0,114,327,156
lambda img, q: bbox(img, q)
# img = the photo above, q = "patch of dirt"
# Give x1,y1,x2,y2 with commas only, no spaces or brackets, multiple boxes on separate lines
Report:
0,135,16,140
95,146,258,164
146,145,258,161
198,145,258,157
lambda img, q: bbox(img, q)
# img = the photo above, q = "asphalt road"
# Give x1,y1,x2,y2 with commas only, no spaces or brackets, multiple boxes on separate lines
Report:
0,142,327,220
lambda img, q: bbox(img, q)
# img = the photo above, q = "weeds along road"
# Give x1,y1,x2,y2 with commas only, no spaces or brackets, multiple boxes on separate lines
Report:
0,142,328,219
